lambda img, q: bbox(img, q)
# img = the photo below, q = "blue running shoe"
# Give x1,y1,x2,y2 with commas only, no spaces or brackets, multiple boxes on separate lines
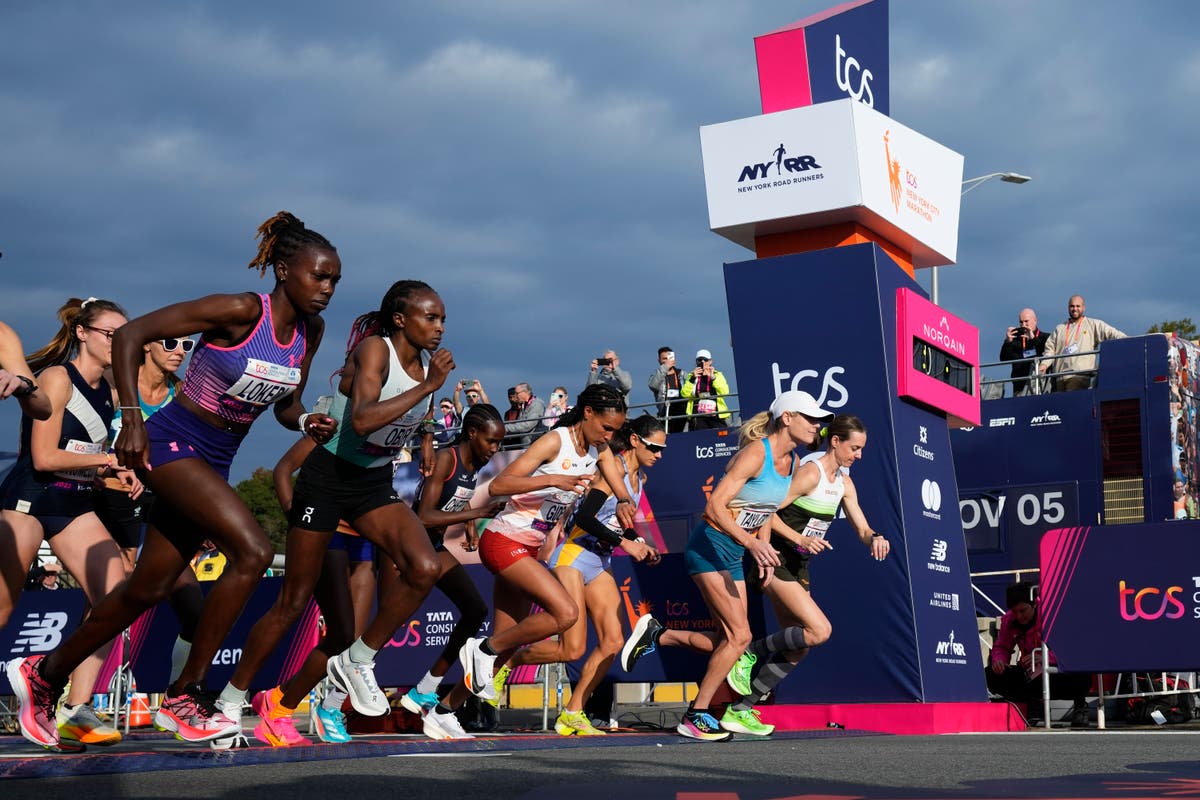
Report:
309,701,351,743
400,687,439,716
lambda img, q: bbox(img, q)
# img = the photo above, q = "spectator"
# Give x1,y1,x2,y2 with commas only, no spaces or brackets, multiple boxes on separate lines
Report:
25,560,62,592
648,346,688,433
1174,479,1197,520
503,387,520,426
433,396,460,446
544,385,570,428
999,308,1049,397
452,379,488,416
504,382,547,449
587,349,633,398
1039,295,1126,391
681,349,731,430
987,581,1090,727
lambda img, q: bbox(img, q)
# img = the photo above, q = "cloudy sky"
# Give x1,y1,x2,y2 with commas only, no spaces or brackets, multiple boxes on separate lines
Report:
2,1,1196,482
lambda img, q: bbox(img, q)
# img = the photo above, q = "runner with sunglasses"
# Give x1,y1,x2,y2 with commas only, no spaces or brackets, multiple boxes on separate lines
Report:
423,383,637,740
7,211,340,749
503,413,665,737
1,297,143,750
619,390,832,741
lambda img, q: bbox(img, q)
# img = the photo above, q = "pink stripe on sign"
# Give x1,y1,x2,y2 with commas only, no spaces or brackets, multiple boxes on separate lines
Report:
1040,526,1091,640
754,28,812,114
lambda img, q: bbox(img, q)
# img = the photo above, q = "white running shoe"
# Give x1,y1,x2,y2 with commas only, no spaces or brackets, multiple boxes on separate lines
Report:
327,650,389,716
458,638,497,701
422,708,474,740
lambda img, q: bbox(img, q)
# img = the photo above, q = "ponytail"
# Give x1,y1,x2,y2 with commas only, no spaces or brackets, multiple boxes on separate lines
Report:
26,297,126,373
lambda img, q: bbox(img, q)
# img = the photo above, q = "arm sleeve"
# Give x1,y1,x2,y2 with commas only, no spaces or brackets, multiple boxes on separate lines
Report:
572,488,624,547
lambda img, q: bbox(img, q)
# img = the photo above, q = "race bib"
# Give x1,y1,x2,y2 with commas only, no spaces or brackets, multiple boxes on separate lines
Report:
532,498,571,533
802,518,831,540
224,358,302,407
55,439,104,482
441,486,474,514
696,398,718,415
364,410,423,454
734,507,771,530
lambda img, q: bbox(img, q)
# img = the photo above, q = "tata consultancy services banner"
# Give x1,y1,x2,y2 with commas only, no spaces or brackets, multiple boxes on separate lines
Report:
1041,521,1200,672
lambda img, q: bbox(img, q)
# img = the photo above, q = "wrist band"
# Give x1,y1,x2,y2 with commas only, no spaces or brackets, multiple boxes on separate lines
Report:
118,406,142,412
616,498,633,505
13,376,37,397
872,533,884,539
298,413,312,433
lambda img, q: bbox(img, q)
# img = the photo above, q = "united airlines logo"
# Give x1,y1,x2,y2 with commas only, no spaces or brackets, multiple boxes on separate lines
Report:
10,612,69,654
736,143,824,192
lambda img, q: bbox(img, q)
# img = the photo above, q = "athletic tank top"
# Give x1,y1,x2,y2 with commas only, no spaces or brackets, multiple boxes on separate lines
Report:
489,426,598,548
565,453,642,556
414,446,479,538
110,377,177,443
712,436,796,532
16,363,114,489
775,451,846,555
323,337,429,468
181,293,306,426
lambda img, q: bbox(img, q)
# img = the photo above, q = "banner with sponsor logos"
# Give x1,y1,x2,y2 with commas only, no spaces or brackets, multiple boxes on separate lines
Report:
723,243,985,702
755,0,889,115
1041,521,1200,672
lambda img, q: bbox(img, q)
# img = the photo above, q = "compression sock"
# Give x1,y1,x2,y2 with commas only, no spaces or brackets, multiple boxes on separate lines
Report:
731,652,802,712
416,670,441,695
347,637,379,665
748,625,809,659
168,637,192,685
218,684,248,709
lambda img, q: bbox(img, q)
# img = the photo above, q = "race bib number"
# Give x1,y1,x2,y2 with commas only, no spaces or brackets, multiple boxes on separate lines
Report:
224,359,302,407
364,410,423,454
802,518,831,540
532,499,570,533
441,486,474,514
696,398,717,415
55,439,104,482
734,507,771,530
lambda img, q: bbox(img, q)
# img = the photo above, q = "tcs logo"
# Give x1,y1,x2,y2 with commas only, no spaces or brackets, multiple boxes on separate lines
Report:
835,34,875,107
388,619,423,647
770,362,848,409
1119,580,1185,621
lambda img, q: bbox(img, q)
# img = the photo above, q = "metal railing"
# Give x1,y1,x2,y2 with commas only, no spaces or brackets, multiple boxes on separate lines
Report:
979,348,1101,399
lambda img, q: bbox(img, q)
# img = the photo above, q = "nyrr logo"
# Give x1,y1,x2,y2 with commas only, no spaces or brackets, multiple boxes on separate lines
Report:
921,479,942,520
834,33,875,107
1119,580,1185,621
10,612,69,654
934,630,968,665
736,143,822,183
1030,411,1063,427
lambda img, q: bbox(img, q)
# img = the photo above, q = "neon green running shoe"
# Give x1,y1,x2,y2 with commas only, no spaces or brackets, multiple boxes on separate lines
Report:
554,709,606,736
725,651,756,696
719,706,774,736
487,664,512,708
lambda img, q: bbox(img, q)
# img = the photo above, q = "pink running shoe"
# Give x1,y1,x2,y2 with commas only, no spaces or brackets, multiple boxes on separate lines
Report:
252,689,308,747
6,656,61,748
154,682,240,743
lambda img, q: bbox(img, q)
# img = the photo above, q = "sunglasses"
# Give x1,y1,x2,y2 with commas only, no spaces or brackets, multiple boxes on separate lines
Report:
639,438,666,454
440,404,454,411
160,338,196,353
84,326,118,341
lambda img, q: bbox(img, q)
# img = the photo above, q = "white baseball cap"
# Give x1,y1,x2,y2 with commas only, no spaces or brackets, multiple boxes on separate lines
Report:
695,349,712,360
769,390,833,420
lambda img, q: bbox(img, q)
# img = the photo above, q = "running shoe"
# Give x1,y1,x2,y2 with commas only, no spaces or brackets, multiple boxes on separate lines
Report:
487,664,512,708
555,709,607,736
310,701,352,743
6,656,61,748
251,689,308,747
57,702,122,746
719,706,774,736
422,707,475,740
215,695,244,730
155,682,240,743
209,731,251,750
726,651,757,696
458,637,497,701
400,687,440,716
620,614,663,672
677,709,733,742
327,650,389,716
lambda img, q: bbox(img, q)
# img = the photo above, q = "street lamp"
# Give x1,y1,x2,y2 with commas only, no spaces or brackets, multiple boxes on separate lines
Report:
930,172,1032,304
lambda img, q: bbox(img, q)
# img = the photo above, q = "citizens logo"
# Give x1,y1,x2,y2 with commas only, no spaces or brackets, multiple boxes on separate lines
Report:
921,479,942,520
1030,410,1063,427
1119,580,1186,621
989,417,1016,428
9,612,69,654
913,426,934,462
927,538,950,573
934,630,968,665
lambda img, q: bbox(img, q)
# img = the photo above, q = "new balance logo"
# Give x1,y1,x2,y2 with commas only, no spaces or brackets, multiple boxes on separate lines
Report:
10,612,69,654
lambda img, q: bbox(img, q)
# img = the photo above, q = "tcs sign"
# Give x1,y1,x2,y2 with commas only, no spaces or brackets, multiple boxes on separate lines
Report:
1118,580,1185,621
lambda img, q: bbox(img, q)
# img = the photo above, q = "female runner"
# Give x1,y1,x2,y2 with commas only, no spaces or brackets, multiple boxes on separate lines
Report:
723,414,889,722
422,383,637,740
506,413,665,736
7,211,339,748
218,281,453,744
620,390,832,741
1,298,140,749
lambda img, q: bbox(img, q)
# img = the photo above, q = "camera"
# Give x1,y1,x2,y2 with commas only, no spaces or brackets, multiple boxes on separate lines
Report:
1017,327,1032,339
460,378,476,389
696,357,708,367
596,357,612,366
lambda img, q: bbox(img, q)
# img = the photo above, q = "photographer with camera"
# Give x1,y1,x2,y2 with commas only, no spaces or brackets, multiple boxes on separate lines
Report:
452,378,489,416
648,346,688,433
586,349,632,399
681,349,730,430
999,308,1049,397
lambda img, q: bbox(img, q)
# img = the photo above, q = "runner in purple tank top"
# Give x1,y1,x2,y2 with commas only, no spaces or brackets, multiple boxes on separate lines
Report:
6,211,340,750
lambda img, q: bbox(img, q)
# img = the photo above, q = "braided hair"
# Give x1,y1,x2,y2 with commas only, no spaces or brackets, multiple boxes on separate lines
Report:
247,211,336,278
458,402,504,444
334,281,437,379
553,383,627,429
27,297,127,373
